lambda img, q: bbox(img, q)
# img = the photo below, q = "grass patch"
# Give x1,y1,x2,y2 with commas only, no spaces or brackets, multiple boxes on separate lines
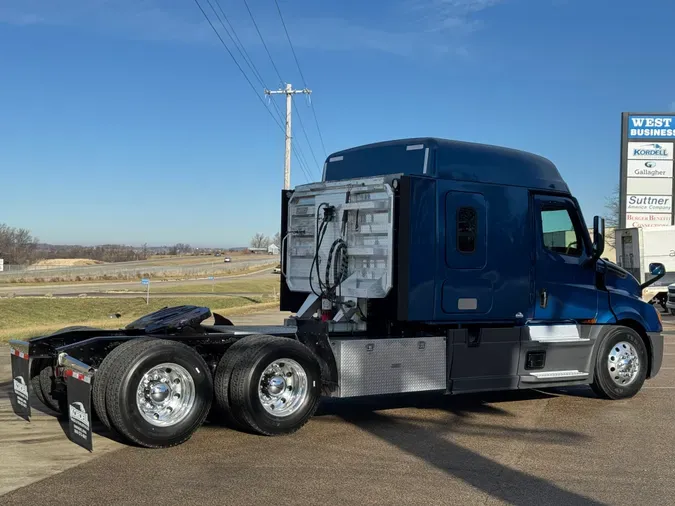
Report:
0,296,279,342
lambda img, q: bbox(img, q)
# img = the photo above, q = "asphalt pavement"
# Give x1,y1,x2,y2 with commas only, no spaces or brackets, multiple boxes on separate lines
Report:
1,314,674,505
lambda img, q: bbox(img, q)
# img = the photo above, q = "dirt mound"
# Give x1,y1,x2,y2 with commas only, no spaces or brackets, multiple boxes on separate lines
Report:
29,259,105,269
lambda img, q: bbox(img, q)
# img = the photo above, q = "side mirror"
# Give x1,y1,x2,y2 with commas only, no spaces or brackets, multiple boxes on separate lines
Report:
592,216,605,261
650,262,666,277
641,262,666,289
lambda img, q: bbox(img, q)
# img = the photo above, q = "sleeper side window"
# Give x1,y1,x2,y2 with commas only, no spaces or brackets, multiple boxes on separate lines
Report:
445,191,486,270
540,205,582,257
457,207,477,253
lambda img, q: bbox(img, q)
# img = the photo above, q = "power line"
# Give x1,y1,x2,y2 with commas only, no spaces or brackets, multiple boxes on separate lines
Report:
209,0,318,167
240,0,324,175
292,142,313,183
292,101,321,171
242,0,284,85
193,0,285,132
211,0,266,89
273,0,307,89
206,0,285,126
273,0,328,157
193,0,314,184
242,0,320,176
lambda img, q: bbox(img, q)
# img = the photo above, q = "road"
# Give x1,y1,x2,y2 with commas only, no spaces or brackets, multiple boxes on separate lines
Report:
0,268,275,297
0,256,278,283
1,314,674,505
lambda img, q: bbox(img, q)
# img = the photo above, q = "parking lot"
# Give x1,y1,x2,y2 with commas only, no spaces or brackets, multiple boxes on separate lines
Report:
1,312,674,506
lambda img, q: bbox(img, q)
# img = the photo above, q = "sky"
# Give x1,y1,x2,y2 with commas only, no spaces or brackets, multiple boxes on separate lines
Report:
1,0,674,248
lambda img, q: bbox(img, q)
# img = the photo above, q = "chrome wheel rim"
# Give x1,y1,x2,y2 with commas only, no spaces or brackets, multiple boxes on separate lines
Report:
607,341,640,387
258,358,308,417
136,363,196,427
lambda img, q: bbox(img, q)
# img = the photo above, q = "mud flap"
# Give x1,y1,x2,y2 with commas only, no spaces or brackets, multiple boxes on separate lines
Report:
9,348,31,421
65,370,93,452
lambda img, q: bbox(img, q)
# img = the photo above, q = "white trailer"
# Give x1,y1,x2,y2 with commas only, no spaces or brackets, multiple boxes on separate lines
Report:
615,226,675,310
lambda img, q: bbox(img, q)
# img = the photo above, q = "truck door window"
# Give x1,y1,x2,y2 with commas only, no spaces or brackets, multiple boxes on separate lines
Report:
540,206,582,257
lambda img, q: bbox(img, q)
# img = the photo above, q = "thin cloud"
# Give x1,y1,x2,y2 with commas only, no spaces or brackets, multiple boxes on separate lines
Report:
405,0,503,32
0,0,502,58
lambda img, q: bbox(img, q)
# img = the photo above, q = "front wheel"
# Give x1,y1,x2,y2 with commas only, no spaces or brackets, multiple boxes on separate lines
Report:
590,327,648,400
657,294,668,312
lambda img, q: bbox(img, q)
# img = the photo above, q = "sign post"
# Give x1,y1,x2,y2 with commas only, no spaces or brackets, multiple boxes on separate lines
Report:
141,278,150,304
208,276,215,293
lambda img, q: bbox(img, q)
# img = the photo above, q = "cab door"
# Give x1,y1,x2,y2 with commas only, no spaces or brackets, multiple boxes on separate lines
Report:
532,195,598,321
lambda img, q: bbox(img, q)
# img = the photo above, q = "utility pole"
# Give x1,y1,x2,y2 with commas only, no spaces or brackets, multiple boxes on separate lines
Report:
265,83,311,189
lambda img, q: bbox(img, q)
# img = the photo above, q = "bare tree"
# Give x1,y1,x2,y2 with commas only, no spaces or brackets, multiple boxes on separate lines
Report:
250,233,270,249
169,243,192,255
603,185,620,248
272,232,281,247
0,223,39,264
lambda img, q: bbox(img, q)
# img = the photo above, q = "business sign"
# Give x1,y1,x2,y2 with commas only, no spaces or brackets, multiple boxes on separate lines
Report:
626,177,672,195
626,195,672,213
620,113,675,229
626,159,673,178
625,213,673,228
626,142,673,160
627,115,675,139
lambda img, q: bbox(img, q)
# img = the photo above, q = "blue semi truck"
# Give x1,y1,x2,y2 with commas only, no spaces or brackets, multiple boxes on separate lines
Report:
9,138,665,450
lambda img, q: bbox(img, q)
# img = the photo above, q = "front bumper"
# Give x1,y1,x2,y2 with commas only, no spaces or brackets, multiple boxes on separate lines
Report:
667,289,675,310
647,332,664,378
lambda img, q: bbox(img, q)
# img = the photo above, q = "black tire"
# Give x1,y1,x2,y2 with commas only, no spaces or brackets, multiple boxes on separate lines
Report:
590,326,648,400
92,338,155,432
229,336,322,436
105,339,213,448
655,293,668,311
213,335,279,429
30,360,49,409
38,362,61,412
30,359,61,413
670,309,675,316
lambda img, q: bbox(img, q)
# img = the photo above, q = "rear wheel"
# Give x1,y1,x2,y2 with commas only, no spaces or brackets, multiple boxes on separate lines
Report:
213,335,279,429
104,339,213,448
591,326,648,400
30,359,61,413
92,338,154,432
228,336,322,436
